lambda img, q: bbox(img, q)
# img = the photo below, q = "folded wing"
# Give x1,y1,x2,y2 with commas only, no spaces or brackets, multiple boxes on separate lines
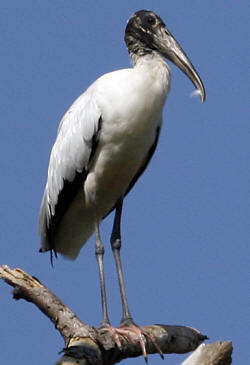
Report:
39,88,102,253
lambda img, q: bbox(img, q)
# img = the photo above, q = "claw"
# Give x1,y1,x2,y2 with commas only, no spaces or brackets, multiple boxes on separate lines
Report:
100,325,123,349
101,323,164,361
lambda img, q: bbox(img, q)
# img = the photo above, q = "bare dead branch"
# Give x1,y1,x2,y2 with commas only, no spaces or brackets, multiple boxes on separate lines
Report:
0,265,231,365
0,265,96,344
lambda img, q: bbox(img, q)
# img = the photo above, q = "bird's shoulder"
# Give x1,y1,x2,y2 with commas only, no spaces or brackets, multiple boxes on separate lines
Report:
55,67,132,134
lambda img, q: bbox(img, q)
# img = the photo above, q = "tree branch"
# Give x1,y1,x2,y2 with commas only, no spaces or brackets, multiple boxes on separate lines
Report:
181,341,233,365
0,265,231,365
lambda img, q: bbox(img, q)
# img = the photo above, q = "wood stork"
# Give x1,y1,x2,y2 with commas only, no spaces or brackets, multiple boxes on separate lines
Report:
39,10,205,359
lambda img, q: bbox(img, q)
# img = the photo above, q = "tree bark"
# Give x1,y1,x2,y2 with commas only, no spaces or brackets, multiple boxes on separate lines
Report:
0,265,232,365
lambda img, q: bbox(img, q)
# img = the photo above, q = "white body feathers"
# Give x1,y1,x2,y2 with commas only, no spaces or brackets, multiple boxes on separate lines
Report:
39,55,171,259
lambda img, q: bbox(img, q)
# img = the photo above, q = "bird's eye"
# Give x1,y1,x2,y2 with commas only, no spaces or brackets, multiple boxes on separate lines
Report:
146,16,156,25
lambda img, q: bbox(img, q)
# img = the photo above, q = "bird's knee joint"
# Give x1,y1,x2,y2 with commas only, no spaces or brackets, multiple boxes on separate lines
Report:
111,238,121,250
95,242,105,256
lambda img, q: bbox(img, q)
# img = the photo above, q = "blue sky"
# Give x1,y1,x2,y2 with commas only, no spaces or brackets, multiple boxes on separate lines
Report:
0,1,249,364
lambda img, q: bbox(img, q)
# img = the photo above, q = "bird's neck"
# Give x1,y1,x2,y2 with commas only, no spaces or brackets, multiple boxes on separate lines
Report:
131,52,171,92
131,49,164,66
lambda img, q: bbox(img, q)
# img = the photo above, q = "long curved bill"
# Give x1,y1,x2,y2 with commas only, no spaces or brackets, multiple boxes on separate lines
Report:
154,25,206,102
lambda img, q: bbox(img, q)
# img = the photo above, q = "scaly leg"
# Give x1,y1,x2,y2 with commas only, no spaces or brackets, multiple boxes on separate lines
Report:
109,198,164,361
95,217,110,327
110,198,133,324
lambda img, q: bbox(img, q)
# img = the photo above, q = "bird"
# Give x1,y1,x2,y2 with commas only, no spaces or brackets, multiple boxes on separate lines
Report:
39,10,205,360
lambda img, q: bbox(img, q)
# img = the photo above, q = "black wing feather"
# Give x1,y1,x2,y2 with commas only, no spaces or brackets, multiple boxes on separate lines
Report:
104,126,161,218
46,116,103,251
124,126,160,196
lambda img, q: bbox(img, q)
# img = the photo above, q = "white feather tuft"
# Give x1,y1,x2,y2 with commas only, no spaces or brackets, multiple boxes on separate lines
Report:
190,89,202,99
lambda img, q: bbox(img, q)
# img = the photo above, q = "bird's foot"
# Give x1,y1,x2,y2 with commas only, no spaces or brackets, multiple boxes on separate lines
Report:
118,322,164,362
100,322,164,362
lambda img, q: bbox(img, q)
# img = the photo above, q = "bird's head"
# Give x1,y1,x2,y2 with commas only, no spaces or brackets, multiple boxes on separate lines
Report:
125,10,206,102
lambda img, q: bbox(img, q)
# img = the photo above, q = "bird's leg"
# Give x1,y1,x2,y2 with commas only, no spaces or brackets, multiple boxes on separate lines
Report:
110,198,164,361
94,205,133,349
94,218,111,327
110,198,132,324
